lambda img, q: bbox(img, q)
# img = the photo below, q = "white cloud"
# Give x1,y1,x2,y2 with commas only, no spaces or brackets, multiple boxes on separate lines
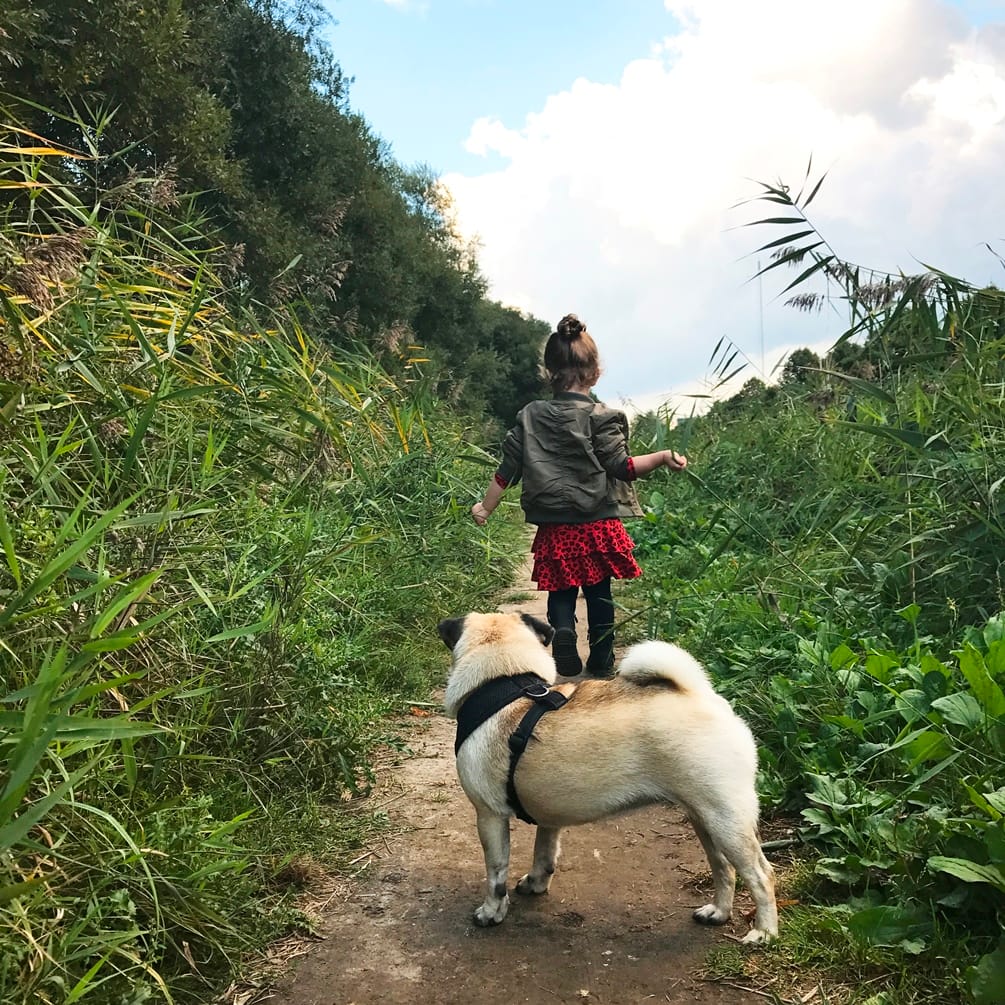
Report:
442,0,1005,406
618,337,835,420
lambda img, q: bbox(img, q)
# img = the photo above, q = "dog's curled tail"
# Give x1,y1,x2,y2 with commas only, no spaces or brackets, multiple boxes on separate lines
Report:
617,640,715,693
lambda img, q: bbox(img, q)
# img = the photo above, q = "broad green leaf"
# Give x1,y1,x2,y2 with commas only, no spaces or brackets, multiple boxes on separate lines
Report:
989,822,1005,866
864,651,898,683
931,693,987,730
958,644,1005,717
920,653,950,680
822,714,865,737
904,729,953,765
984,617,1005,647
801,807,836,831
985,639,1005,678
928,856,1005,893
829,643,857,671
985,789,1005,816
967,786,1002,820
815,856,865,884
895,688,930,724
968,941,1005,1005
845,904,931,953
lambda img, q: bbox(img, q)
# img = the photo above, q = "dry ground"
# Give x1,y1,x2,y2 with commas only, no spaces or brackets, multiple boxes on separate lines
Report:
258,566,782,1005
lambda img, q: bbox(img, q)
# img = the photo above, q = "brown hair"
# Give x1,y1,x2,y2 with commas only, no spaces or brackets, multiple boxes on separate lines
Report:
543,313,601,393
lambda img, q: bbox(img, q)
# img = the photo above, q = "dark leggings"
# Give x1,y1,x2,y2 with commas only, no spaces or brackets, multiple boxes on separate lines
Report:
546,578,614,643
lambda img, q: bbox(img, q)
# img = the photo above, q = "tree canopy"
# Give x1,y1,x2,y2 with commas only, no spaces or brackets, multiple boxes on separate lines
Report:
0,0,547,428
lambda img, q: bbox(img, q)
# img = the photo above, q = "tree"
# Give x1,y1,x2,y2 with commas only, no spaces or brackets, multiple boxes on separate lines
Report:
780,347,821,385
0,0,551,427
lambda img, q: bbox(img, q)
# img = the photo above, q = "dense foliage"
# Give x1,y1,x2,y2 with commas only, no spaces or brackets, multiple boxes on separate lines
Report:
630,172,1004,1004
5,4,1003,1003
0,0,549,430
0,120,524,1001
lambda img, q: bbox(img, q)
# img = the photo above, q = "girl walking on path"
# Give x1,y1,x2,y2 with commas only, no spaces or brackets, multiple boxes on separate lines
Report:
471,313,688,678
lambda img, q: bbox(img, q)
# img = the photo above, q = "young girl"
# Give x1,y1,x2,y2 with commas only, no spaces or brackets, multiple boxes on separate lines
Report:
471,313,687,678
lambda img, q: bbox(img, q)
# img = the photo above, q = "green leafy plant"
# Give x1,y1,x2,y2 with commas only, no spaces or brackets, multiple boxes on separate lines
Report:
626,165,1005,1003
0,108,523,1002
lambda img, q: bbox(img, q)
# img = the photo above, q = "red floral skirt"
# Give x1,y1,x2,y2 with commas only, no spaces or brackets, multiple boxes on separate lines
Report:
531,518,642,591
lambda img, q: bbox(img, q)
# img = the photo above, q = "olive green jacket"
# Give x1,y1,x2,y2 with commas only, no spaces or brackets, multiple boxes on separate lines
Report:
496,391,643,525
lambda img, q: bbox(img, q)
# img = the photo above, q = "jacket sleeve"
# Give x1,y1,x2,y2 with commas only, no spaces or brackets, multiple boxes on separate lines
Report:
496,417,524,486
592,407,633,481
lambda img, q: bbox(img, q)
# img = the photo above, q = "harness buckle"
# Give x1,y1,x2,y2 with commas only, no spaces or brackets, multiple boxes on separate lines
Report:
522,682,551,700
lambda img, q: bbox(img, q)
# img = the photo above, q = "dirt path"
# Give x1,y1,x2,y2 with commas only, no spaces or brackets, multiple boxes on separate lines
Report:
266,567,772,1005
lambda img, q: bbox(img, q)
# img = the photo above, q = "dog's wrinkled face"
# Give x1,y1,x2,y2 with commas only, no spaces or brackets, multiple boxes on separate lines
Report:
437,612,554,651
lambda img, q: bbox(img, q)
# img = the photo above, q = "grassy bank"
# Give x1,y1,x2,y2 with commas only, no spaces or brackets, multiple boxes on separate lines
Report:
0,127,522,1002
625,184,1004,1004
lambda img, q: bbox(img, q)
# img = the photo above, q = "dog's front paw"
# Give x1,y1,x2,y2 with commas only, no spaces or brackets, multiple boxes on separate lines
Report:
473,895,509,927
516,872,552,896
693,904,730,926
741,926,776,945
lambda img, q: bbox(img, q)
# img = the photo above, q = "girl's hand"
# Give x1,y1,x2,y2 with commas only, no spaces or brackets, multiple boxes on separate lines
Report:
471,502,490,525
665,450,688,471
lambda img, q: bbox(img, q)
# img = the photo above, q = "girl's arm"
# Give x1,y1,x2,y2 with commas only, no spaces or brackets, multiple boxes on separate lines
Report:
473,416,524,525
471,475,506,526
631,449,687,477
593,410,687,480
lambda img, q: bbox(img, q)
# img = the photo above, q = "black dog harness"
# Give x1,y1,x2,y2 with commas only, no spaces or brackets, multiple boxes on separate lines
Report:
455,673,570,825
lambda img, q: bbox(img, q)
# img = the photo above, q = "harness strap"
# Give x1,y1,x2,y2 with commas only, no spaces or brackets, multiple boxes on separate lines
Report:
507,683,569,825
455,673,551,754
454,675,570,826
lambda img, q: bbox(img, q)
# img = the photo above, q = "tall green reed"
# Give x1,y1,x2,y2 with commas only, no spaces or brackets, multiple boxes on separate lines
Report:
0,104,516,1002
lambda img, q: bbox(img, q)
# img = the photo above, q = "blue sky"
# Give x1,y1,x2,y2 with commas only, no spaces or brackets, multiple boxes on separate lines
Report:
323,1,1005,412
326,0,1003,174
325,1,679,174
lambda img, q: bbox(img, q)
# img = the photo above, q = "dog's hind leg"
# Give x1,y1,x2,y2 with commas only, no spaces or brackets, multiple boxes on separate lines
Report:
692,814,778,944
725,832,777,944
688,815,738,928
473,811,512,926
516,826,562,895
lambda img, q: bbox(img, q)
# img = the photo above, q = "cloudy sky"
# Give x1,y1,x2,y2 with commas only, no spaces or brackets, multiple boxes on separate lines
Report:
326,0,1005,414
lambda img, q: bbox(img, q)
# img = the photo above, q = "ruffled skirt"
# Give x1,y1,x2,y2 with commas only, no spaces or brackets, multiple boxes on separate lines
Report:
531,518,642,591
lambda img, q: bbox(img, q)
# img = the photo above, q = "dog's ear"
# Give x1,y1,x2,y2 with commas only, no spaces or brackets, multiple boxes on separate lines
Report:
437,616,466,651
519,612,555,648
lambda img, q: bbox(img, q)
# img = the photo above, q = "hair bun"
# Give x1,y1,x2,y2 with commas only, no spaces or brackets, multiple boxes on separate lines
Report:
557,313,584,341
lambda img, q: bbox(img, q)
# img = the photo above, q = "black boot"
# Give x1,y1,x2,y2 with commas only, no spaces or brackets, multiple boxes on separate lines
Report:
584,626,615,678
552,627,583,677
